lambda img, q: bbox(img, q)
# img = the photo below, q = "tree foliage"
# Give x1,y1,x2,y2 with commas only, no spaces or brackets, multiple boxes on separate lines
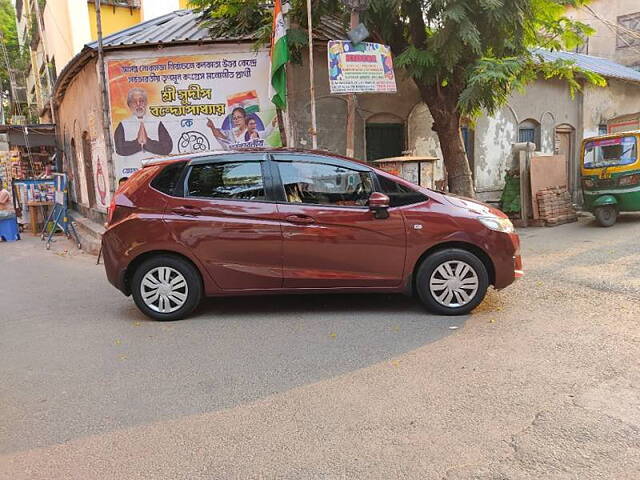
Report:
189,0,347,61
0,0,28,110
192,0,604,196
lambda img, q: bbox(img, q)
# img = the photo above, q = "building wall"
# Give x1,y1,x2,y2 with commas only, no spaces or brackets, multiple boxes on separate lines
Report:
43,0,92,77
56,58,110,213
582,78,640,138
87,3,141,41
141,0,182,21
566,0,640,68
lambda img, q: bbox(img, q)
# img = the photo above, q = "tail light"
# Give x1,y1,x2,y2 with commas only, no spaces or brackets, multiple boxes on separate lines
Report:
618,174,640,187
106,194,134,226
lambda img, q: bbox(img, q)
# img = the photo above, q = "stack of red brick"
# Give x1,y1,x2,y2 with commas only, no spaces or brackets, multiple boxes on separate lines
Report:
536,186,577,226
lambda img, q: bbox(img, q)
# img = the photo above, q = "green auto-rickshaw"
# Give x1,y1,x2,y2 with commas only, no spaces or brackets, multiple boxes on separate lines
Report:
581,131,640,227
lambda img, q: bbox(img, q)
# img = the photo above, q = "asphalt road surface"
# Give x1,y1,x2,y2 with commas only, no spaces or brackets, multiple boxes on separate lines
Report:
1,214,640,479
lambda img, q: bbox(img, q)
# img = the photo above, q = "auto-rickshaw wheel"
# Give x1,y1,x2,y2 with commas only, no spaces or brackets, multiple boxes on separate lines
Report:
594,205,617,227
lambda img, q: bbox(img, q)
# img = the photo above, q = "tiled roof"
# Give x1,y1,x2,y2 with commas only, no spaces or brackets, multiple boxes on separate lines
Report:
535,49,640,84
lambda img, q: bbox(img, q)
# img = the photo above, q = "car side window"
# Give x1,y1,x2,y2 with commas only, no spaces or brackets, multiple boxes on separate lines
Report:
278,161,373,207
187,162,266,201
377,174,428,207
151,161,187,196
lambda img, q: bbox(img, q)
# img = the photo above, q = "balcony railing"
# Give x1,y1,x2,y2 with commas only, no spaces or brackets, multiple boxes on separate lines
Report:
86,0,141,8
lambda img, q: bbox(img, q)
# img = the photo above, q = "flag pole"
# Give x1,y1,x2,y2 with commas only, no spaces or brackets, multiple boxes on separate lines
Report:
306,0,318,149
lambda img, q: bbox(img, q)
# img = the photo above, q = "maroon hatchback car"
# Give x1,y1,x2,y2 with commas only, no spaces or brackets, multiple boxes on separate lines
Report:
102,149,522,321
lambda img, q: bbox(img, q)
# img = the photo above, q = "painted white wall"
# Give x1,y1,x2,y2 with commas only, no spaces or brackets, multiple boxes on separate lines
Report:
67,0,92,55
141,0,181,21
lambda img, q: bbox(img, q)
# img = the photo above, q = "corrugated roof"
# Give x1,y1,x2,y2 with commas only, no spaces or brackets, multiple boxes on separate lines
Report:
55,9,347,105
535,49,640,84
86,9,347,49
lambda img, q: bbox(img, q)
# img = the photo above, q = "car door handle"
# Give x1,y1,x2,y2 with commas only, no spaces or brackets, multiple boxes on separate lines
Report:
172,206,202,216
285,214,315,224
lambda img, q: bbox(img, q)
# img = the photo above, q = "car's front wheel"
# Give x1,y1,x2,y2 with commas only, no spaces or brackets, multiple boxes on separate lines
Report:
131,255,202,321
416,248,489,316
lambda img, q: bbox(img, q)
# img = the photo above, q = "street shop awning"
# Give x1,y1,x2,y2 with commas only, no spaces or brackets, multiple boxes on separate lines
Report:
0,124,57,148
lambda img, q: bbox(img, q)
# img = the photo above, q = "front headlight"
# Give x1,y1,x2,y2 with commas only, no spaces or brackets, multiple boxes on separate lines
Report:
478,216,515,233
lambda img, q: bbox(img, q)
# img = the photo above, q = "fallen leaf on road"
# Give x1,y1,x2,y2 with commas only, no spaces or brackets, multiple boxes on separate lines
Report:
114,339,121,345
489,318,496,323
329,332,337,338
133,321,141,327
118,355,127,360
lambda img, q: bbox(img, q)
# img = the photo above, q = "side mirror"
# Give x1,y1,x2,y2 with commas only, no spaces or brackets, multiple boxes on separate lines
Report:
368,192,390,219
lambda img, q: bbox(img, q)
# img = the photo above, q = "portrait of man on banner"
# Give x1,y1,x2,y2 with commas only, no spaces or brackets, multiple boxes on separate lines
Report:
114,87,173,159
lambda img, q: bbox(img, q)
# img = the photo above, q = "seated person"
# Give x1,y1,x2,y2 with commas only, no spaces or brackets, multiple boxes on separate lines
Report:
0,185,15,218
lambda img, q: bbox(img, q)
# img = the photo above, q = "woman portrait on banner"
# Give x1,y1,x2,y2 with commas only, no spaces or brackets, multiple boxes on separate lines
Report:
207,107,277,149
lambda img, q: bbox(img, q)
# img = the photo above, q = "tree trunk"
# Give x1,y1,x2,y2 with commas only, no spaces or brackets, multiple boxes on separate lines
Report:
417,84,475,198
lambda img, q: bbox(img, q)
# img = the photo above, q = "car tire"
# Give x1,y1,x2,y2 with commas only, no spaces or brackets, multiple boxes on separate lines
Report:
594,205,617,227
415,248,489,316
131,255,202,321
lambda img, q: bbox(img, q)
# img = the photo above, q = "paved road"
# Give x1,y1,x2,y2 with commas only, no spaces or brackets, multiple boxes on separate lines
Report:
1,215,640,479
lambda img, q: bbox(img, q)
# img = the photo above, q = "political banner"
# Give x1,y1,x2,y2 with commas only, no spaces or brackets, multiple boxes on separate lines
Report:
328,41,397,94
106,51,282,182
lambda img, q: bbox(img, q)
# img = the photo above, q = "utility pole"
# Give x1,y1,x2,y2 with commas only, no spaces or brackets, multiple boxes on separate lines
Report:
32,0,56,124
343,0,368,158
305,0,318,149
345,10,358,158
95,0,116,192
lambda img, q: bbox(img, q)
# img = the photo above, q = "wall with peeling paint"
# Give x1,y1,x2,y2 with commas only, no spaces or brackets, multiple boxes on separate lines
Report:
408,78,589,202
582,79,640,139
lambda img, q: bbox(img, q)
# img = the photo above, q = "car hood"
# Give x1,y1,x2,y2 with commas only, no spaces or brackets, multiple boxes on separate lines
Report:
431,191,507,218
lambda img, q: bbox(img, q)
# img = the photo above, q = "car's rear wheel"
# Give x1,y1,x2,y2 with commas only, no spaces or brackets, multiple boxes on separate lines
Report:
416,248,489,316
131,255,202,321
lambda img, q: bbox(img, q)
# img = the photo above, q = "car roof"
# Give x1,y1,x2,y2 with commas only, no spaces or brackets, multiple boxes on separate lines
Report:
141,148,369,167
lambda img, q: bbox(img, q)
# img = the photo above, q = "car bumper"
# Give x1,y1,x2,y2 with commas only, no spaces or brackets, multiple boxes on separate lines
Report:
492,232,523,289
101,231,129,295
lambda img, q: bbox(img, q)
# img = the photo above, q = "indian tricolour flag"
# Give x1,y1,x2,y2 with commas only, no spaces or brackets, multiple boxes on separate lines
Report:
227,91,260,113
269,0,289,109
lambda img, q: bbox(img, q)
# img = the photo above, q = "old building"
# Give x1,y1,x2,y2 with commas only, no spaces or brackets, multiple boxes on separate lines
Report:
565,0,640,69
15,0,191,121
407,50,640,202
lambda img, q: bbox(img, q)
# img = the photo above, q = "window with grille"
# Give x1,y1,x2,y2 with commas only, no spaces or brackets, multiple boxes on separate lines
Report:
617,12,640,49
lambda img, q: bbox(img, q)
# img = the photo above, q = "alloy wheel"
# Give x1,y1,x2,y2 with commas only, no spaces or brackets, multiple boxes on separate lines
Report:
140,267,189,314
429,260,479,308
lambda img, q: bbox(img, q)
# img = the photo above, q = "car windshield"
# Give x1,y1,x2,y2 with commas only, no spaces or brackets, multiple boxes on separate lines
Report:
583,136,637,169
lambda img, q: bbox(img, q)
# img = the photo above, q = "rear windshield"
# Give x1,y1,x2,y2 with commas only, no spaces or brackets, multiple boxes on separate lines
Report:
583,136,637,169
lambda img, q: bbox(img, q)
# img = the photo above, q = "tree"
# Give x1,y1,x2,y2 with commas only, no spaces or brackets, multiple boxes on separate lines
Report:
366,0,603,196
192,0,604,197
0,0,28,117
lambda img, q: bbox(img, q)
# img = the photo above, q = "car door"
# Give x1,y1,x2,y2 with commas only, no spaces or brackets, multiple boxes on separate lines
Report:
164,154,283,291
272,154,406,289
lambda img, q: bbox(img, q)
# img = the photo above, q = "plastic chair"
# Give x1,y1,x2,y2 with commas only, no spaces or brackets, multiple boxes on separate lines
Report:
0,215,20,242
